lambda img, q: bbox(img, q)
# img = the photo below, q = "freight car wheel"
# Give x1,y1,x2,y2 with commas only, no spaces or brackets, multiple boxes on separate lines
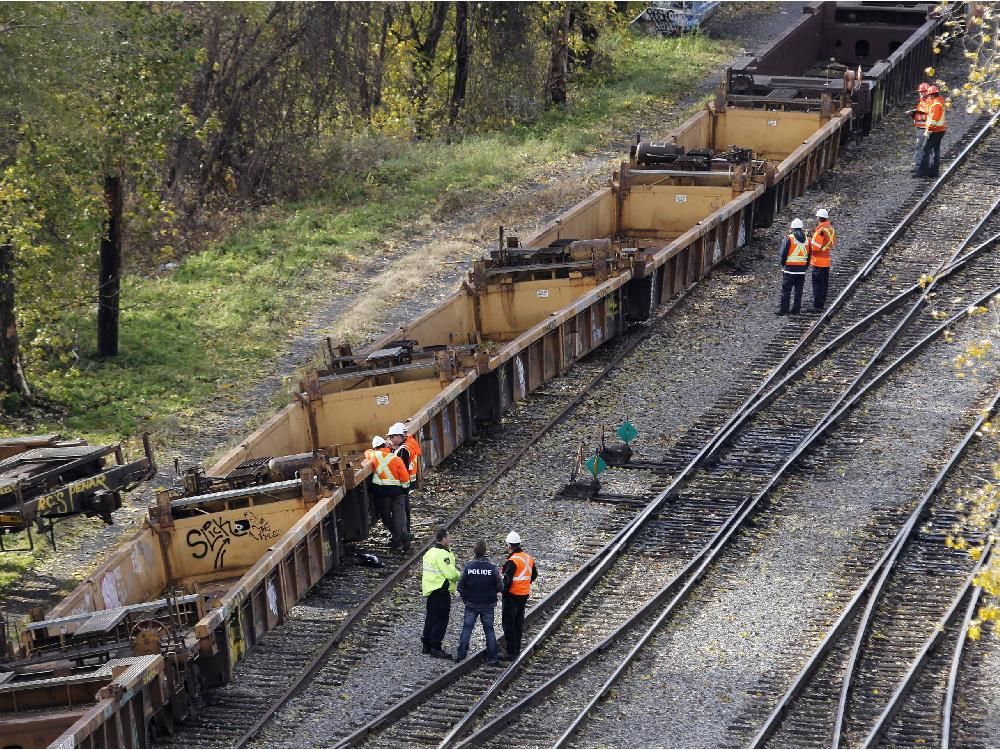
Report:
148,707,175,741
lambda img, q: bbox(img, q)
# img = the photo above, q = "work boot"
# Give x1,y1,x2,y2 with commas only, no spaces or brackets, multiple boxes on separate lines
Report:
775,309,788,316
421,645,431,655
430,648,452,659
453,653,466,663
498,653,515,662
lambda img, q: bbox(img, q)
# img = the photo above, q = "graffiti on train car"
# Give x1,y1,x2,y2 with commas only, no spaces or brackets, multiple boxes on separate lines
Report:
36,473,111,515
186,511,280,569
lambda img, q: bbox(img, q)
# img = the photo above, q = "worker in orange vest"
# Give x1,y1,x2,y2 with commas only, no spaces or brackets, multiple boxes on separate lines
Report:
908,82,930,171
916,85,947,178
365,436,411,553
809,208,836,311
776,218,810,316
387,422,422,534
499,531,537,661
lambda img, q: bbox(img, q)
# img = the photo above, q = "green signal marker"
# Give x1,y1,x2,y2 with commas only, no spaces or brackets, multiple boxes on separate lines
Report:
585,455,608,477
616,420,638,444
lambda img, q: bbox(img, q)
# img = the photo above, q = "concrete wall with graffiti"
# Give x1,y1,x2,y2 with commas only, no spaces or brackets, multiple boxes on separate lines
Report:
631,1,720,36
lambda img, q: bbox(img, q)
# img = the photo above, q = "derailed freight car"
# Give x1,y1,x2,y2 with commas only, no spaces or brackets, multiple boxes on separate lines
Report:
0,3,943,746
724,1,947,134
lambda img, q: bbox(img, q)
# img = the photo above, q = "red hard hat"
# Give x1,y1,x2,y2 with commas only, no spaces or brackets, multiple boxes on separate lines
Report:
927,85,940,95
917,82,930,93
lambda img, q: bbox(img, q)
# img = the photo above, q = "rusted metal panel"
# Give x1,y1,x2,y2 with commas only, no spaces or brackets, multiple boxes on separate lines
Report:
42,657,165,749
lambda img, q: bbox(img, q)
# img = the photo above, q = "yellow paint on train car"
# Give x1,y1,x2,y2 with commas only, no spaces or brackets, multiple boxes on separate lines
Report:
169,500,306,581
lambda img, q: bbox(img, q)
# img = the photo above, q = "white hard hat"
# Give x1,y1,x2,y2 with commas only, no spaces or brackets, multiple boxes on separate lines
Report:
790,218,804,230
387,422,407,437
506,531,521,545
372,436,387,448
815,208,829,219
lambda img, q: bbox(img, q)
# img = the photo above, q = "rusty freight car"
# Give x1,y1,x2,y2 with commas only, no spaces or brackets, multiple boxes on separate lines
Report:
0,2,946,746
724,1,947,134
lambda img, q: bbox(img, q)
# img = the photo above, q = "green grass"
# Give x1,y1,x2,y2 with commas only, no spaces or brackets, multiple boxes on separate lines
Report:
0,554,32,592
5,32,732,447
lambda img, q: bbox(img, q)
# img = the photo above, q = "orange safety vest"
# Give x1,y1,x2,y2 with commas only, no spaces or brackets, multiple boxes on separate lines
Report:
403,434,422,478
784,234,809,270
925,97,946,133
810,221,836,269
508,550,535,596
364,447,410,487
913,97,928,128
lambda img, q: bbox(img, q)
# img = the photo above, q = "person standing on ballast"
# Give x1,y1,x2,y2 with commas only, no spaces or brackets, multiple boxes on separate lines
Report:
499,531,537,662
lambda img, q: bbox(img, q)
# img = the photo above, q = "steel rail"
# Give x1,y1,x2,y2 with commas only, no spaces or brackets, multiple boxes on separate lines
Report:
552,283,1000,750
861,542,998,748
451,236,1000,749
335,115,1000,750
233,282,698,748
941,545,992,750
749,382,1000,748
696,226,1000,462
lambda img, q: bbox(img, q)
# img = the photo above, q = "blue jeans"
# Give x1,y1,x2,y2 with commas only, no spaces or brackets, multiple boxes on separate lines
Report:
456,603,497,661
918,131,944,177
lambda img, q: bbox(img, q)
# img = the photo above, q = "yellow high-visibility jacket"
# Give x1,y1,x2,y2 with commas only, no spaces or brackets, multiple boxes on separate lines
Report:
422,544,460,596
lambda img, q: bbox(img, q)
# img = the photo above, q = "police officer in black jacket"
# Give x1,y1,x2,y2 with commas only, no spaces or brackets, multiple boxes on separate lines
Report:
454,539,502,666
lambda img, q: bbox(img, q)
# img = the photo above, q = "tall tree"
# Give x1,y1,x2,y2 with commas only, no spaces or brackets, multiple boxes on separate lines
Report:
402,2,450,137
449,1,472,129
97,172,122,357
0,241,30,400
546,2,571,107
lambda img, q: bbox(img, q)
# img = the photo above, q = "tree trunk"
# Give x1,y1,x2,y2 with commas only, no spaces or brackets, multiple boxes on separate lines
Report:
411,2,450,137
448,1,471,129
576,9,599,70
546,3,571,107
0,241,30,400
354,2,372,120
98,172,123,358
371,5,393,112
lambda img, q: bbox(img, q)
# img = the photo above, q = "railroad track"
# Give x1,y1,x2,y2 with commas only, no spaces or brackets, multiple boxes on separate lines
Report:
171,113,1000,748
303,118,1000,748
745,390,1000,749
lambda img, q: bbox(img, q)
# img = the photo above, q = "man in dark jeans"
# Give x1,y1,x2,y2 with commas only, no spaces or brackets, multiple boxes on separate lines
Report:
454,539,502,666
421,527,460,658
500,530,537,661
